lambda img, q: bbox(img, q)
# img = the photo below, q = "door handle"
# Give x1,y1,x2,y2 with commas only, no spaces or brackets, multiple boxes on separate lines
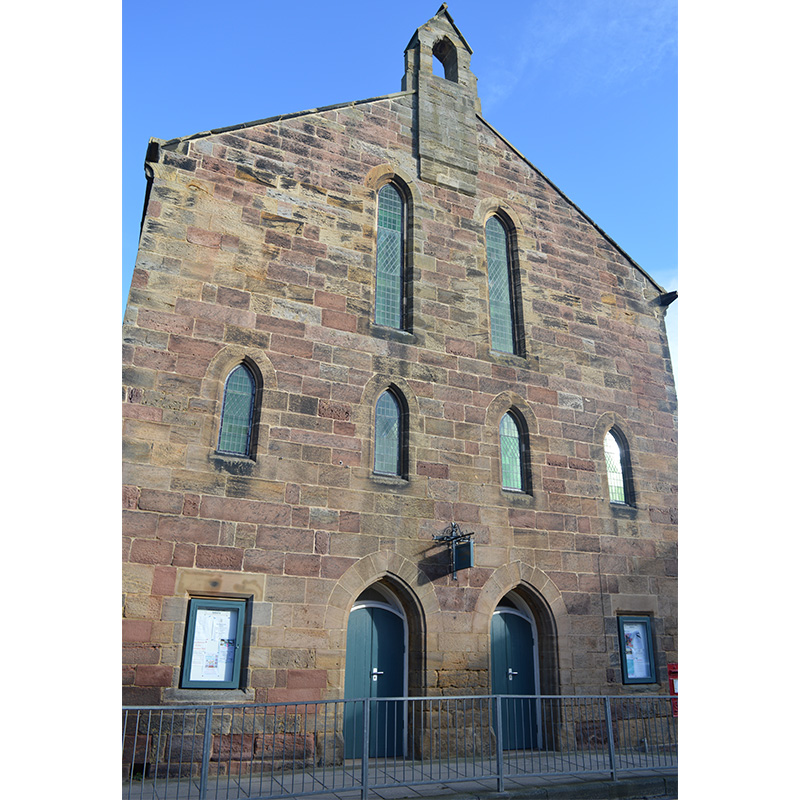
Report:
508,667,519,680
371,667,384,681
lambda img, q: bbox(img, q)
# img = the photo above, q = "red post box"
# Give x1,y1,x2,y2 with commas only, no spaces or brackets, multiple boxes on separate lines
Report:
667,662,678,717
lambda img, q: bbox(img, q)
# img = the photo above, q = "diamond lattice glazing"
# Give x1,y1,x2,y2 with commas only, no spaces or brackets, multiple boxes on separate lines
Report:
486,216,515,353
376,184,403,329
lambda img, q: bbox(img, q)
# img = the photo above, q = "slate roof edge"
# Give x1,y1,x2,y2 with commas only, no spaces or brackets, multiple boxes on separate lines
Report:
154,90,415,149
476,114,671,298
145,89,673,303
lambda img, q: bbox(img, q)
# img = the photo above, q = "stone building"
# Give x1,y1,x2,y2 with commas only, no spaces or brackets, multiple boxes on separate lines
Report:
122,5,677,716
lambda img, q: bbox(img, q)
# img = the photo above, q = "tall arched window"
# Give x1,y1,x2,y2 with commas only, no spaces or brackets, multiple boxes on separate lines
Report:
604,428,634,505
375,183,405,329
217,364,257,456
485,215,519,354
500,411,525,491
374,389,403,476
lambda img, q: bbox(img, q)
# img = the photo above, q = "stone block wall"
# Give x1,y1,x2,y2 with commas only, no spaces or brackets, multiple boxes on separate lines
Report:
122,11,676,709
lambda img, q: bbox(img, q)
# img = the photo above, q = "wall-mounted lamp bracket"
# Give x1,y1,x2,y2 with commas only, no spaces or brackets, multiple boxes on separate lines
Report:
433,522,475,579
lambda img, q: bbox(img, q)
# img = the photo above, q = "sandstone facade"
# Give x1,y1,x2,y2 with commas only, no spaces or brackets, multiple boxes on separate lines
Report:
122,6,677,709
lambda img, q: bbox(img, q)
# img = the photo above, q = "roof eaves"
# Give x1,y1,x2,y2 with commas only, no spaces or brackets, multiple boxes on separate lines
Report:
157,90,414,149
147,94,669,301
477,114,668,296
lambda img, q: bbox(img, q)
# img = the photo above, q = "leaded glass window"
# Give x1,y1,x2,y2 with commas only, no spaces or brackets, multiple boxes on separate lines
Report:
500,412,524,491
374,390,402,475
485,216,517,354
217,364,256,456
375,184,404,329
604,430,629,504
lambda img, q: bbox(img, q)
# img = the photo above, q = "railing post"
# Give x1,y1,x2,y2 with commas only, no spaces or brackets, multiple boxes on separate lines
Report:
199,706,213,800
361,698,370,800
494,695,504,793
604,696,617,781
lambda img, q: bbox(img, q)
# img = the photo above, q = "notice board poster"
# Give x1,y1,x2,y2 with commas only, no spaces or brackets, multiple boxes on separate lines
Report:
621,618,653,681
188,607,239,683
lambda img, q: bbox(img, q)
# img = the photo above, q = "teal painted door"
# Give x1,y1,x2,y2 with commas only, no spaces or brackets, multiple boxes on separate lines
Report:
491,611,537,750
343,605,405,758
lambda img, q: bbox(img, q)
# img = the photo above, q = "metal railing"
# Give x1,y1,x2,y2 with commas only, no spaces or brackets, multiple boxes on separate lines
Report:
122,694,677,799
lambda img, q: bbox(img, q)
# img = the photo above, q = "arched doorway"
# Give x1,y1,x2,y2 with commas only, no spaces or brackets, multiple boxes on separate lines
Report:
491,592,540,750
343,585,407,757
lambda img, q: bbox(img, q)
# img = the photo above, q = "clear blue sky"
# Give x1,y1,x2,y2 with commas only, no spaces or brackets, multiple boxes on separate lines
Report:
123,0,678,382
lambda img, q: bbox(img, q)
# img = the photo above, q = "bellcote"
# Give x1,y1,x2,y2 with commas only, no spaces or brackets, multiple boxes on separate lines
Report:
402,4,481,195
402,4,480,111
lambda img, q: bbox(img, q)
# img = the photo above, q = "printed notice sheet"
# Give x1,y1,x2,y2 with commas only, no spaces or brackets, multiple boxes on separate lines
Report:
623,620,652,680
189,608,238,682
